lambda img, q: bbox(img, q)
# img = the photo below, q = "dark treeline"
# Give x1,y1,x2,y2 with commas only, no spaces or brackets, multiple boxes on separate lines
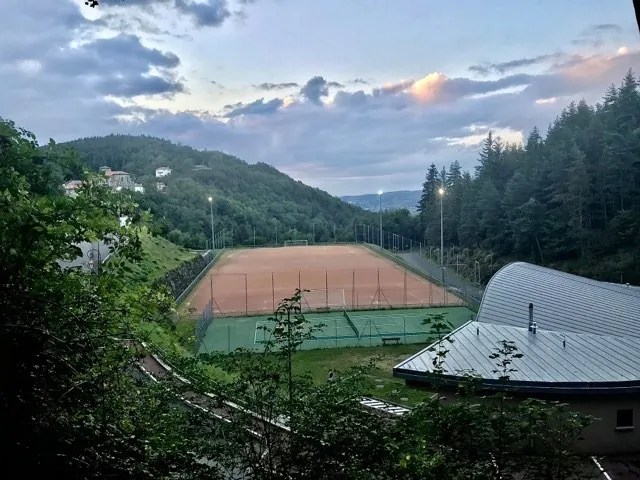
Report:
417,70,640,284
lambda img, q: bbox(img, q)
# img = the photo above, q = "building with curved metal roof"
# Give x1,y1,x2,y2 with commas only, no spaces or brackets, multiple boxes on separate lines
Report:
393,262,640,454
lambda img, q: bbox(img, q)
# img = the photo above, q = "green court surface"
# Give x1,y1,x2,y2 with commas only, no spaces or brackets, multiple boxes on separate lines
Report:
197,306,474,354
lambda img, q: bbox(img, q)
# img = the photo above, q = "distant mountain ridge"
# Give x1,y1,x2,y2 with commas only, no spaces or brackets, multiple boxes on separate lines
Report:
341,190,421,213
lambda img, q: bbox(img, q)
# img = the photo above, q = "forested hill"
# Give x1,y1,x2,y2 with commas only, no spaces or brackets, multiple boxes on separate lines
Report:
416,70,640,284
57,135,376,248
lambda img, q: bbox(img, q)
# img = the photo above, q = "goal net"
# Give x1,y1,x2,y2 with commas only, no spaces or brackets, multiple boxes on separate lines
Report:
301,288,346,312
284,240,308,247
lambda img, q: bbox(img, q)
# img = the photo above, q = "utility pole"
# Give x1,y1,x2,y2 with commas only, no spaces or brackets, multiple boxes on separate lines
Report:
253,226,256,246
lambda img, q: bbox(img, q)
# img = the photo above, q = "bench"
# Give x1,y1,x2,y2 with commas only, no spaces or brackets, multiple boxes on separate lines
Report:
381,337,401,346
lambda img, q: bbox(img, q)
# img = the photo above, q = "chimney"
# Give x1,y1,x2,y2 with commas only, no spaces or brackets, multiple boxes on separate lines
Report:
532,322,537,335
528,303,534,332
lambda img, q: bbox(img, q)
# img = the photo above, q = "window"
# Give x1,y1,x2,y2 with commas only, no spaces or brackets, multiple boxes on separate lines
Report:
616,409,634,430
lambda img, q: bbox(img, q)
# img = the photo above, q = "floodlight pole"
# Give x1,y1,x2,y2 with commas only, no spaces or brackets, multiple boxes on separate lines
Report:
208,196,215,250
378,190,383,248
439,188,444,284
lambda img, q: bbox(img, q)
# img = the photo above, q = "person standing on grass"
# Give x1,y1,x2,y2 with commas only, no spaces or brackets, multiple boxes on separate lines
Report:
327,369,335,383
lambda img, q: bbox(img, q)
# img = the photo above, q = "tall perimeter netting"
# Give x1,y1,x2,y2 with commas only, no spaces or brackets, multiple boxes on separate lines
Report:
301,288,346,313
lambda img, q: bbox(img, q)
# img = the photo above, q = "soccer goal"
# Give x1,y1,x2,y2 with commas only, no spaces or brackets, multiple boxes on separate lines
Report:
283,240,308,247
301,288,346,312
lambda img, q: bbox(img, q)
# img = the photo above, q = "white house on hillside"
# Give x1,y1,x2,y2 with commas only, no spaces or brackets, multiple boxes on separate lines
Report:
134,183,145,193
155,167,171,178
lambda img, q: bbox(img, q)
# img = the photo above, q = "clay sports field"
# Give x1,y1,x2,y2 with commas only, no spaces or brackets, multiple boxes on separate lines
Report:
181,245,472,352
183,245,464,316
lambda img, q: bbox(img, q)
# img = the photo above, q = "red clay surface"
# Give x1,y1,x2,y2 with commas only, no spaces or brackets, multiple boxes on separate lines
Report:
183,245,463,316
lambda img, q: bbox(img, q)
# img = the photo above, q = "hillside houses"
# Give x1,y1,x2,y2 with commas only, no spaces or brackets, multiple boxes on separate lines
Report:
63,167,144,197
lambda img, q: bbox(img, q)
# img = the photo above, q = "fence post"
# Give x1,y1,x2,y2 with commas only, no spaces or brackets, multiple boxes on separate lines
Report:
369,319,372,347
335,317,338,348
325,270,329,308
298,270,301,292
352,269,355,309
272,272,275,311
403,270,407,306
404,317,406,344
245,273,248,315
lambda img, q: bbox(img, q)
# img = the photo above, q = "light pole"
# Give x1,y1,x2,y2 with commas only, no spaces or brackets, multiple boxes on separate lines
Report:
208,196,215,250
378,190,383,248
438,187,445,283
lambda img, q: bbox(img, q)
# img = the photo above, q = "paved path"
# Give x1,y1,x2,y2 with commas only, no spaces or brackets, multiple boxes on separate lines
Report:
398,251,485,305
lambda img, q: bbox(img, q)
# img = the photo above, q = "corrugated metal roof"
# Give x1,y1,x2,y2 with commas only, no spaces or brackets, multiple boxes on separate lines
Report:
393,262,640,392
395,322,640,386
476,262,640,338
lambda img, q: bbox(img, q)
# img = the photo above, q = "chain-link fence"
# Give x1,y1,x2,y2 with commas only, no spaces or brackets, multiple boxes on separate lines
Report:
192,266,466,318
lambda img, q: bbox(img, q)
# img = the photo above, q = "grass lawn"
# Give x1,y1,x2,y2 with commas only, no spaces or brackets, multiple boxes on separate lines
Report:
146,316,434,405
292,344,435,406
121,229,197,284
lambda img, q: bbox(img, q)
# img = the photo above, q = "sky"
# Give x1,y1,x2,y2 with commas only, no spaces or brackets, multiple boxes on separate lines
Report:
1,0,640,196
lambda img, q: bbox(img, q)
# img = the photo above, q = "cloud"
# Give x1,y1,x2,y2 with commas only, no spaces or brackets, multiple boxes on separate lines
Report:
469,53,564,76
41,33,184,97
298,77,343,104
584,24,623,34
224,98,284,117
254,82,300,90
98,0,232,29
2,0,639,196
299,76,330,104
349,78,369,85
572,23,623,48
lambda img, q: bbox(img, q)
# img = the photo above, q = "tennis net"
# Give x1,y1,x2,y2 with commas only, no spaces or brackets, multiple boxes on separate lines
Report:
343,310,360,338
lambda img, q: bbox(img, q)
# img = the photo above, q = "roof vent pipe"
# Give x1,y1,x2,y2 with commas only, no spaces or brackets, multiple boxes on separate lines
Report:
532,322,537,335
528,303,534,332
562,333,566,348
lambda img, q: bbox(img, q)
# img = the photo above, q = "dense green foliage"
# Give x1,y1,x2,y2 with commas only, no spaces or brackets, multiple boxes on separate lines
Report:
0,119,211,478
57,135,378,248
417,71,640,284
